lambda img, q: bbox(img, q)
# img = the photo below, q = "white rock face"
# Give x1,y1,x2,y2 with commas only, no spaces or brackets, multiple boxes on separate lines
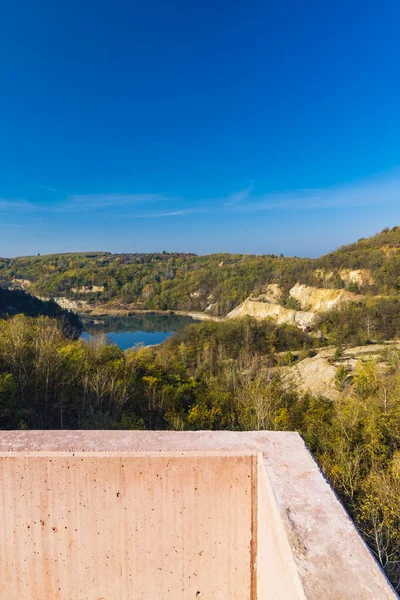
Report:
205,302,217,314
39,297,88,313
71,286,104,294
11,278,31,290
257,283,283,304
289,283,358,312
227,299,315,328
227,281,360,328
314,268,373,287
340,269,374,287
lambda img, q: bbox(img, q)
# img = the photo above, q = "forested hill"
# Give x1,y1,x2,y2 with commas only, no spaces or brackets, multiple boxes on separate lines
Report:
0,226,399,316
318,225,400,270
0,288,83,338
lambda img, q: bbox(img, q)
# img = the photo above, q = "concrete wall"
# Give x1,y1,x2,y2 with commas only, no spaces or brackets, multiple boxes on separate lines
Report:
0,452,255,600
0,430,397,599
257,454,305,599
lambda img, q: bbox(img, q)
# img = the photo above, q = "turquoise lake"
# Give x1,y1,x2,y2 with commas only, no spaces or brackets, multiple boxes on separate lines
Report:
81,314,198,350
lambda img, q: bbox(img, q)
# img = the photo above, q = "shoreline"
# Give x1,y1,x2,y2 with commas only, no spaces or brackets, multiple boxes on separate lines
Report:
38,295,223,321
80,308,223,322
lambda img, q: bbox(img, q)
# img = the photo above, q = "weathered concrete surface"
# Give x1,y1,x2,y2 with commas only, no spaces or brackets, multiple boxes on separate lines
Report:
257,455,306,599
0,452,255,600
0,431,397,599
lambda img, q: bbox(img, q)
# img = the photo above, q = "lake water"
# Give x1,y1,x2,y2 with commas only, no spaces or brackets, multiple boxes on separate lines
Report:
81,314,198,350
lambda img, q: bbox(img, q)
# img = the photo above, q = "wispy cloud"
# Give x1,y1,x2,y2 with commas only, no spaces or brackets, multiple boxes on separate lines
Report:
0,198,37,211
226,171,400,213
224,186,253,206
300,174,400,210
33,183,58,193
58,192,172,212
2,170,399,222
90,172,400,220
133,208,207,218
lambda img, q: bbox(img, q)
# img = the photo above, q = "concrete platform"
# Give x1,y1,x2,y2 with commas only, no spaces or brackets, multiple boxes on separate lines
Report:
0,430,396,599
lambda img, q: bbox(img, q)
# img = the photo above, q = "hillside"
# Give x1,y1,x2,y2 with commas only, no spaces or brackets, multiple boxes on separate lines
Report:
0,288,83,338
319,226,400,270
226,283,359,328
1,227,399,318
283,342,400,401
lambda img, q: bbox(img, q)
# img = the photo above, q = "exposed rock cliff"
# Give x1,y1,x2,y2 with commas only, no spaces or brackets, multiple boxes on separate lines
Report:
228,282,359,327
314,268,373,287
227,299,315,328
39,296,90,313
286,343,400,401
289,283,358,312
258,283,283,303
339,269,373,287
11,278,32,290
71,285,104,294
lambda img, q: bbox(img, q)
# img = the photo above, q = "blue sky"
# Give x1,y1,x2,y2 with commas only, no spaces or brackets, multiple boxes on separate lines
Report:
1,0,400,257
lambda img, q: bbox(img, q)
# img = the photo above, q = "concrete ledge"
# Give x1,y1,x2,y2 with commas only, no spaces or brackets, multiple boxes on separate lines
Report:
0,430,396,599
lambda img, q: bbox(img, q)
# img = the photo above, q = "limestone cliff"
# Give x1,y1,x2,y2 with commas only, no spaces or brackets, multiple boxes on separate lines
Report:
314,268,373,287
11,278,32,290
339,269,373,287
71,285,104,294
39,296,90,313
258,283,283,303
227,299,315,328
227,282,359,327
289,283,358,312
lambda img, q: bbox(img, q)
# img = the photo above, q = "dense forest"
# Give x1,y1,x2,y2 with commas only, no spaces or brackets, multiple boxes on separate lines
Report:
0,313,400,588
1,226,400,315
317,297,400,345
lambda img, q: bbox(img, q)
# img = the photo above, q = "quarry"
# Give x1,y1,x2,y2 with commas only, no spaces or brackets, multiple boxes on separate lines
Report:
227,283,359,328
0,430,396,599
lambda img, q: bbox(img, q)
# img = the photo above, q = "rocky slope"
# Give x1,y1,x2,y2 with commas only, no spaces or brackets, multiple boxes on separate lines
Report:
227,283,358,327
227,298,315,328
314,268,373,287
289,283,358,312
286,343,399,401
